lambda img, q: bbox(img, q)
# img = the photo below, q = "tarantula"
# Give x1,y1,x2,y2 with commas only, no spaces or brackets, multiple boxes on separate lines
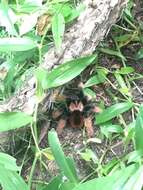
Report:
51,88,97,137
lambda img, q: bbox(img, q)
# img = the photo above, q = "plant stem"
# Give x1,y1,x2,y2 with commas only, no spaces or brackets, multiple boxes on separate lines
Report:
28,154,38,190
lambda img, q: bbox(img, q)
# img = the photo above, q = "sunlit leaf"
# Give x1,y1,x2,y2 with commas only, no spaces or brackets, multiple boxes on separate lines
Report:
0,153,20,171
59,181,75,190
42,175,62,190
0,165,28,190
114,73,130,95
83,88,96,99
96,102,133,124
123,165,143,190
48,130,79,184
78,149,98,162
0,37,37,52
0,2,17,35
0,112,33,132
101,124,123,138
135,105,143,150
72,164,138,190
19,12,39,35
84,74,106,88
52,13,65,50
11,0,42,13
127,150,143,164
117,67,134,75
42,55,97,89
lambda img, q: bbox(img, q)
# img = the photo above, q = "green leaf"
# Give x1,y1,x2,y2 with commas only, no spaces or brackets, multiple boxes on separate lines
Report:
114,34,139,48
123,165,143,190
48,130,79,184
52,3,72,18
101,124,123,138
117,67,134,75
65,3,85,22
134,105,143,150
19,12,39,35
127,150,143,163
0,2,17,35
0,112,33,132
59,181,75,190
114,73,130,95
0,37,37,52
11,0,42,13
41,175,62,190
135,48,143,60
0,153,20,171
84,74,106,88
42,55,97,89
0,164,28,190
52,13,65,50
83,88,96,99
99,48,126,61
96,102,133,125
35,67,47,101
78,149,98,162
72,164,138,190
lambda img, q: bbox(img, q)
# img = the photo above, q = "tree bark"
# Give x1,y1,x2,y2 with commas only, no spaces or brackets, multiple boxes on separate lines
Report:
0,0,128,148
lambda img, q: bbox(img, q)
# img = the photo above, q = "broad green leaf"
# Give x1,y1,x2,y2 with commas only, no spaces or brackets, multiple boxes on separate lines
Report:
0,112,33,132
127,150,143,164
42,55,97,89
123,165,143,190
0,37,37,52
78,149,98,162
114,33,139,47
114,73,130,96
114,72,128,88
135,48,143,60
19,12,39,35
35,67,47,101
101,159,119,175
99,48,126,61
11,0,42,13
135,105,143,150
101,124,123,138
0,165,28,190
65,3,85,22
72,164,138,190
83,88,96,99
117,67,134,75
59,181,75,190
0,153,20,171
66,157,78,180
84,74,105,88
52,3,72,18
124,121,135,146
52,13,65,50
48,130,79,184
96,102,133,125
41,175,62,190
0,2,17,35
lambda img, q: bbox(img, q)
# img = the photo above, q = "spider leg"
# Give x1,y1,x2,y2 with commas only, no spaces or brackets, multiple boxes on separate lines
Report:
84,117,94,137
56,118,66,135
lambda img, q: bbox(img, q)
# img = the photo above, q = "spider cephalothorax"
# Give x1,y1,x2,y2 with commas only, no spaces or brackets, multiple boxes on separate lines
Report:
52,88,96,137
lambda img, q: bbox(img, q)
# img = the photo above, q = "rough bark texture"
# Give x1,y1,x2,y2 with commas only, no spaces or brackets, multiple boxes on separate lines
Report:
0,0,128,147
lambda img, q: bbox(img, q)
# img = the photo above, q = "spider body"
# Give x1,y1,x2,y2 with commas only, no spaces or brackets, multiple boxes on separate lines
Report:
52,88,95,137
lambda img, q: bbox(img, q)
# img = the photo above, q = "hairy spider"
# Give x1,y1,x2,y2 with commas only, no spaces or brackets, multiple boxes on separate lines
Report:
52,88,97,137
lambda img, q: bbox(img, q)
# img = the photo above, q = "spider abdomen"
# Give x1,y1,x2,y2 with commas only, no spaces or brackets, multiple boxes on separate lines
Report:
69,110,84,128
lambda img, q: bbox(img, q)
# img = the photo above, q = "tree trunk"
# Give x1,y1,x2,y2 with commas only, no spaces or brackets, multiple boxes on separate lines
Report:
0,0,128,149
